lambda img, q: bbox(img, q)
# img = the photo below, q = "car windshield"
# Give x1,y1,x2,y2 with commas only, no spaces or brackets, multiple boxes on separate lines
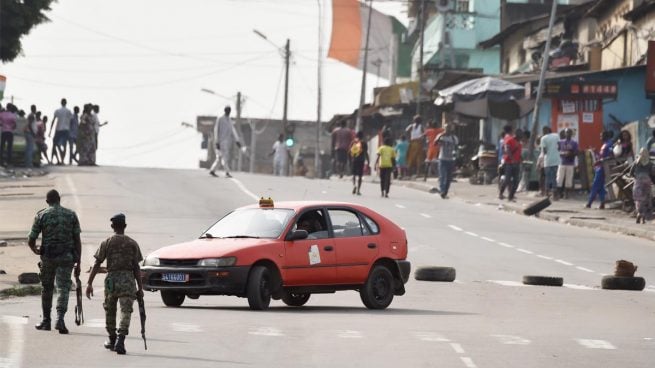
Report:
201,208,294,239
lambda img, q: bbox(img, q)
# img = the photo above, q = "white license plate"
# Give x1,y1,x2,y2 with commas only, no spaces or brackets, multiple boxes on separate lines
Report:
162,273,189,283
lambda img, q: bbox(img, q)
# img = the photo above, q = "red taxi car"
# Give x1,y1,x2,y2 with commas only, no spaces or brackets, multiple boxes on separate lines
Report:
141,199,410,310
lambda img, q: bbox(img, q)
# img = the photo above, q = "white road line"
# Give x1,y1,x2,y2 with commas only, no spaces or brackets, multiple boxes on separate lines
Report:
84,318,106,328
464,231,479,237
517,248,533,254
171,323,203,333
536,254,553,260
498,242,514,248
491,334,531,345
460,357,478,368
488,280,526,287
2,315,28,368
395,204,406,209
448,225,463,231
450,343,465,354
415,332,450,342
248,327,284,337
336,330,363,339
576,339,616,350
420,213,432,218
65,174,83,218
575,266,595,273
563,284,596,290
480,236,495,242
230,178,259,201
555,259,574,266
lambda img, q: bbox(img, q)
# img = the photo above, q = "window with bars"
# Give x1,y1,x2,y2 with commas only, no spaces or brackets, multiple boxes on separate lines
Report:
456,0,470,13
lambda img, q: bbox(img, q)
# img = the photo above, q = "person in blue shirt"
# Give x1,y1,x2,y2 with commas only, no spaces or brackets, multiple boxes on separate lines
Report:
395,135,409,179
586,131,614,209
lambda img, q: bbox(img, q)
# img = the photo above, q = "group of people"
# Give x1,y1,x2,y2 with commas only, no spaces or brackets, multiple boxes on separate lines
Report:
28,189,143,355
0,98,106,168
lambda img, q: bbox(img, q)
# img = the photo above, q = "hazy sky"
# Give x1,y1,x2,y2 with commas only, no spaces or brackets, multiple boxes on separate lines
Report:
2,0,407,169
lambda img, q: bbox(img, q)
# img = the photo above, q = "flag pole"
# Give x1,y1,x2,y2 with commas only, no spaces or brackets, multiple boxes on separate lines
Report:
356,0,374,133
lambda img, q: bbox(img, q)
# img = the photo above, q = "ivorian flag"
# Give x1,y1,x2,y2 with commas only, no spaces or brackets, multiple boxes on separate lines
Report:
328,0,404,79
0,75,5,101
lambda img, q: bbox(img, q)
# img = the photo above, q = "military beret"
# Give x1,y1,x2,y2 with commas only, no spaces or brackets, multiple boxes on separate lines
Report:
110,213,126,224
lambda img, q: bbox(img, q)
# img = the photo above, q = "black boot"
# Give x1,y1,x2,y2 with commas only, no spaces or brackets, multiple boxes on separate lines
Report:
114,334,126,355
35,307,51,331
55,317,69,334
104,335,117,350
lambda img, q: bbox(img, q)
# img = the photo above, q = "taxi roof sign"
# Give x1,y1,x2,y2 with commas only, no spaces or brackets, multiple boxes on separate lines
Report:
259,197,274,208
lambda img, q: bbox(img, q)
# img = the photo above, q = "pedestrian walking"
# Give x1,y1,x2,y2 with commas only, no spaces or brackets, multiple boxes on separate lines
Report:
557,128,579,199
209,106,241,178
35,113,51,164
331,120,353,178
394,135,409,179
540,126,560,198
631,148,654,224
92,105,108,164
270,133,291,176
375,137,395,198
0,103,17,167
77,104,97,166
86,213,144,355
28,189,82,334
69,106,79,164
586,131,614,209
423,121,443,180
24,105,38,168
405,115,425,177
350,130,369,195
435,124,458,199
499,125,522,201
49,98,73,165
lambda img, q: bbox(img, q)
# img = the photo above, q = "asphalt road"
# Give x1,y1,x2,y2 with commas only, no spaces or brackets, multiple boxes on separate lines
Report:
1,166,654,368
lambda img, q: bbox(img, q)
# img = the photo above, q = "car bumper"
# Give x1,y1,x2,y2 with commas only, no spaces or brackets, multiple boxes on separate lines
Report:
395,260,411,284
141,265,250,296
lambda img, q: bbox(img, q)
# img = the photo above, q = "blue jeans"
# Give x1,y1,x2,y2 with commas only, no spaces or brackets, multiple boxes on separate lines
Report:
544,166,557,193
24,133,35,168
439,159,455,196
587,167,606,205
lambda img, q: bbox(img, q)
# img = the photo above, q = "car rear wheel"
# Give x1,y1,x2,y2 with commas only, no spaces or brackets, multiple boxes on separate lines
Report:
247,266,272,310
282,291,310,307
161,290,185,307
360,265,395,310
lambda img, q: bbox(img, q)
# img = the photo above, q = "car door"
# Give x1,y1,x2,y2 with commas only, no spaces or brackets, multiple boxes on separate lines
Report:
282,208,336,286
327,207,379,284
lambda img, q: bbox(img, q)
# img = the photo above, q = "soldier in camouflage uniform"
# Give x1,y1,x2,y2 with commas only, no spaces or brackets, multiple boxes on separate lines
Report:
86,213,143,355
28,189,82,334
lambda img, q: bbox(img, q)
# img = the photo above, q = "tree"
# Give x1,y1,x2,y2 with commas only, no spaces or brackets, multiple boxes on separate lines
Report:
1,0,55,63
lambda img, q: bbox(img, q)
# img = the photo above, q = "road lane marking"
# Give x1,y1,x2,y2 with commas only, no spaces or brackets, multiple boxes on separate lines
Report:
488,280,526,287
460,357,477,368
230,178,259,201
395,204,406,209
576,339,616,349
336,330,362,339
563,284,595,290
464,231,479,237
84,318,105,328
536,254,553,260
1,315,28,368
249,327,284,337
448,225,463,231
575,266,594,273
498,242,514,248
415,332,450,342
516,248,533,254
480,237,495,242
420,213,431,218
450,343,465,354
555,259,574,266
65,174,83,218
171,323,203,333
491,334,531,345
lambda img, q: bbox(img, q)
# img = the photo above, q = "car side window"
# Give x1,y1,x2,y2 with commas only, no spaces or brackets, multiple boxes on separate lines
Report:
295,209,328,239
328,209,364,238
361,214,379,235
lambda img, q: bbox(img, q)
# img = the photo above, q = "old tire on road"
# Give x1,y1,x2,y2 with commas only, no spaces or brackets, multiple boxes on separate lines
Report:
522,275,564,287
247,266,273,310
281,291,311,307
601,275,646,291
161,290,185,307
360,265,395,310
414,266,456,282
523,197,552,216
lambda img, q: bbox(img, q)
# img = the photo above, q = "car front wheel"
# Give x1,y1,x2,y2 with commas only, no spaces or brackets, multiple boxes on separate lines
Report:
282,291,310,307
247,266,272,310
360,265,395,310
161,290,185,307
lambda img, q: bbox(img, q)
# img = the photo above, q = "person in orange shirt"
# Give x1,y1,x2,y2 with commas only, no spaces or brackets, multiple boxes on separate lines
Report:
423,120,444,181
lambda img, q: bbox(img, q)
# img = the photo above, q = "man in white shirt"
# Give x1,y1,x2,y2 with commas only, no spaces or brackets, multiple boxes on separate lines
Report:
405,115,425,177
270,133,291,176
209,106,241,178
49,98,73,165
539,126,561,198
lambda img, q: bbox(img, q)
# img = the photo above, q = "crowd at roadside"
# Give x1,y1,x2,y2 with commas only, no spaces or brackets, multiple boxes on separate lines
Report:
0,98,107,169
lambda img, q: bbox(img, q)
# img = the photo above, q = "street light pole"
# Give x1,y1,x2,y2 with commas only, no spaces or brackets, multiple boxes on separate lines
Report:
283,39,290,136
316,0,323,178
417,0,426,117
356,0,374,133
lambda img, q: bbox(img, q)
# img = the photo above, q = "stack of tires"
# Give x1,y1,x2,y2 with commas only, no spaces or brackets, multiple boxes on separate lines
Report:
601,260,645,291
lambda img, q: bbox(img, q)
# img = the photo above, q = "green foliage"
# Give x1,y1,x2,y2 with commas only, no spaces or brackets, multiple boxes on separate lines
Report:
0,0,55,63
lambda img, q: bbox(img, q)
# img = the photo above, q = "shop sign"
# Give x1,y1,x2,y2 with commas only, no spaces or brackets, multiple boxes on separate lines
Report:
544,81,618,99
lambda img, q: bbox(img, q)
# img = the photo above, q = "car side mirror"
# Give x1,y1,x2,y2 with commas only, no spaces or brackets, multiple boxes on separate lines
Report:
287,229,308,241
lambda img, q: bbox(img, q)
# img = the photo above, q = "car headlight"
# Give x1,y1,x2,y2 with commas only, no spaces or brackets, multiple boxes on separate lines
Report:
143,255,160,266
197,257,237,267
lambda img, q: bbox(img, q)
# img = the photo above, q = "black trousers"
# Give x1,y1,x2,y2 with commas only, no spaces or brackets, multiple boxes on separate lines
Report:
499,163,520,199
0,132,14,165
380,167,392,194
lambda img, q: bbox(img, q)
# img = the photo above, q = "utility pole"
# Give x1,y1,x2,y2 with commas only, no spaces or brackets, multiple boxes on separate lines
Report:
316,0,323,178
236,91,243,172
417,0,426,117
356,0,374,132
283,39,290,136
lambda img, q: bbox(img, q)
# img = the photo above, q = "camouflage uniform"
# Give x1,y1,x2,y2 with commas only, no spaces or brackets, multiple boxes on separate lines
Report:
28,204,81,317
93,234,143,336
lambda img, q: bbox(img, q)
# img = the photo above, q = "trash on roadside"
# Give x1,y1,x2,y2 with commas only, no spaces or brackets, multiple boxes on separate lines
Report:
614,259,637,277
